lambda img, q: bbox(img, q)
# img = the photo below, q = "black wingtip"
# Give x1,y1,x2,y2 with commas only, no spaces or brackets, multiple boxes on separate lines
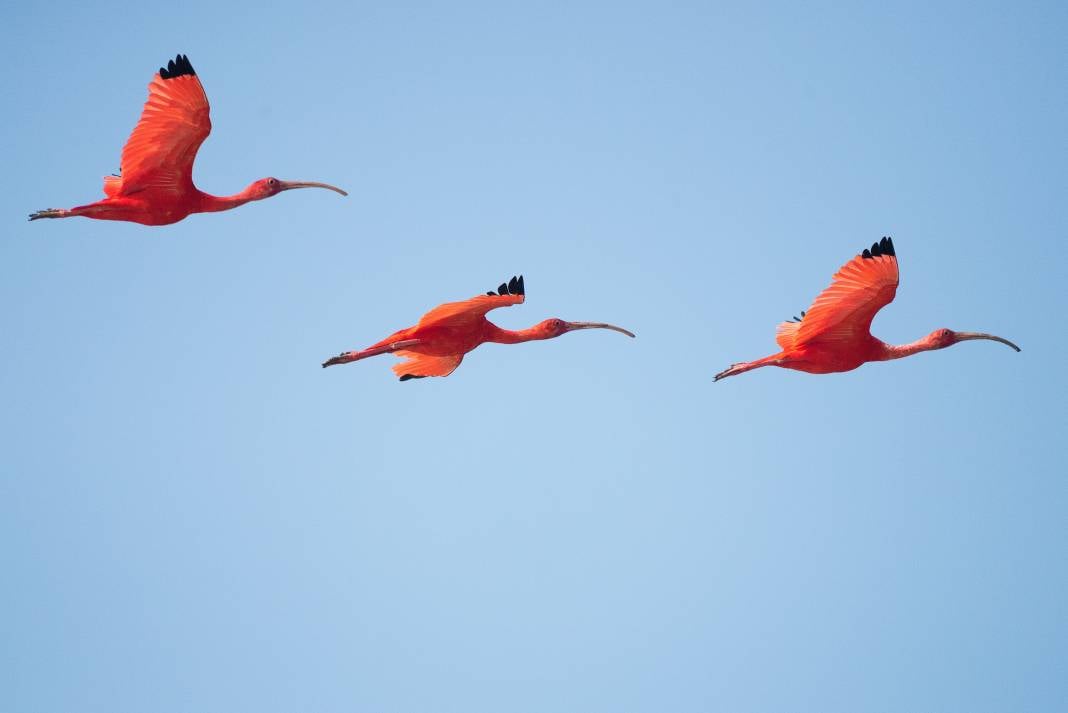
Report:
491,275,525,297
159,53,196,80
399,374,427,382
861,235,895,259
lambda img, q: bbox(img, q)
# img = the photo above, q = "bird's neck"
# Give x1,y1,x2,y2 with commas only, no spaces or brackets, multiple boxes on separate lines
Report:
875,336,938,361
485,323,544,345
197,189,256,213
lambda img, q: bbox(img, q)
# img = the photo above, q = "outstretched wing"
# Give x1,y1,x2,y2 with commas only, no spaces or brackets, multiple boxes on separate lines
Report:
392,352,464,380
778,237,900,349
108,54,211,196
775,320,802,350
416,275,526,329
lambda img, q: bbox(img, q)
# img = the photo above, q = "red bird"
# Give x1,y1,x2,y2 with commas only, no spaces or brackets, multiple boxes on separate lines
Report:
322,276,635,380
714,237,1020,381
29,54,346,226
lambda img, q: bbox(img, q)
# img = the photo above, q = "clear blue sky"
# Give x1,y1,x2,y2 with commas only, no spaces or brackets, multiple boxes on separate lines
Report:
2,1,1065,711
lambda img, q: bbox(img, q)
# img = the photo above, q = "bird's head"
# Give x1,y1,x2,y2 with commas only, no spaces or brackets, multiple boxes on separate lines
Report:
248,177,348,200
534,318,636,340
927,327,1020,352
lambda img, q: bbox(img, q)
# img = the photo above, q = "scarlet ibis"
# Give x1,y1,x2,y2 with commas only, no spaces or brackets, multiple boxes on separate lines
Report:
29,54,346,226
714,237,1020,381
322,276,635,380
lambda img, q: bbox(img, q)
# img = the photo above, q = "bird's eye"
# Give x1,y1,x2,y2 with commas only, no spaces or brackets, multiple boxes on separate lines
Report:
268,178,277,186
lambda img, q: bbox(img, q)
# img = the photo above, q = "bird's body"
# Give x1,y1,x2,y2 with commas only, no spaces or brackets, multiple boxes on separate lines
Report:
30,54,346,226
322,276,635,380
714,237,1019,381
43,189,257,227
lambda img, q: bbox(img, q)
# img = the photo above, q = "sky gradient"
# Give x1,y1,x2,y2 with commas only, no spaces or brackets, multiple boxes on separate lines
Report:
2,1,1066,711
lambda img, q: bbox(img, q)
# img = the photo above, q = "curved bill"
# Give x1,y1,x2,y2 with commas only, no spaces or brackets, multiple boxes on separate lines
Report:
565,321,636,338
955,331,1021,352
278,180,348,196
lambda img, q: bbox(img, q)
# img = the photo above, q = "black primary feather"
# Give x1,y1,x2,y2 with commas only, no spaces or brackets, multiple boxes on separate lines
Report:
159,54,196,80
489,275,524,297
399,374,427,382
862,236,895,259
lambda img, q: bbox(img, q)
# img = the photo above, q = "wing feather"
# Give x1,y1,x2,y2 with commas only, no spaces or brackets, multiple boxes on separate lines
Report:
113,59,211,196
416,276,526,328
102,175,122,197
782,243,900,349
775,320,801,350
417,294,524,328
391,352,464,379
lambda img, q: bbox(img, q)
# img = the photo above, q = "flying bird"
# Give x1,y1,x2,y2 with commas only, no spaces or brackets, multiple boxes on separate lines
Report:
322,276,635,380
714,237,1020,381
29,54,346,226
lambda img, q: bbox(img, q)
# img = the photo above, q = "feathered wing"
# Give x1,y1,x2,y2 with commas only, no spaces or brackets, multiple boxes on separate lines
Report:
779,237,900,349
416,275,526,329
775,320,801,350
392,352,464,380
102,175,122,197
108,55,211,196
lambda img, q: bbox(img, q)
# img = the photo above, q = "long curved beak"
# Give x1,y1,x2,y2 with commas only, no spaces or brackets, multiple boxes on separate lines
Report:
565,321,636,338
955,331,1021,352
278,180,348,196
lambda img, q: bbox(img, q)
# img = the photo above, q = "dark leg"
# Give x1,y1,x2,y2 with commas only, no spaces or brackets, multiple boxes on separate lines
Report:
713,355,784,382
28,208,73,221
322,339,421,368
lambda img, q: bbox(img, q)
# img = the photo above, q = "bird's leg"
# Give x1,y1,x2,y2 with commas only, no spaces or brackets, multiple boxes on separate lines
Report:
713,355,784,382
29,201,120,222
322,339,421,368
28,208,72,221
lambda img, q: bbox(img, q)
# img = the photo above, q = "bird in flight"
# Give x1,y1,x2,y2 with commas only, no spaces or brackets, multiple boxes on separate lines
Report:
29,54,346,226
714,237,1020,381
322,275,635,380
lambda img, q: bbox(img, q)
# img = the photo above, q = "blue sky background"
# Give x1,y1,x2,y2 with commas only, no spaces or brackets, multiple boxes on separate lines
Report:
2,1,1065,711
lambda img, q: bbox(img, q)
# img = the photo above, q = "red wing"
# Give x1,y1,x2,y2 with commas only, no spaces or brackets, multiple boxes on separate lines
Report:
417,275,526,329
111,55,211,196
392,352,463,379
102,174,122,197
781,238,900,349
775,320,801,350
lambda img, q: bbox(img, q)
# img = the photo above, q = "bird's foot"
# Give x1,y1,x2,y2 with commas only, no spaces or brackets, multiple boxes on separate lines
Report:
28,208,68,221
322,351,355,368
713,363,742,382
